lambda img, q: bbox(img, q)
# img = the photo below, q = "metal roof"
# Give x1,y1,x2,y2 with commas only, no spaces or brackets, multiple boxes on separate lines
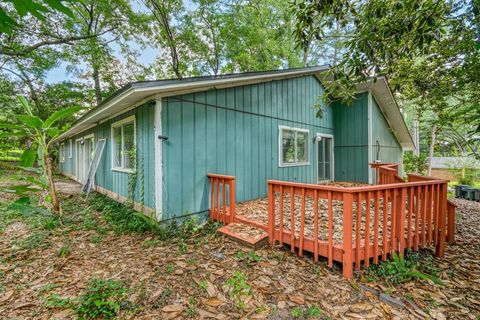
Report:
54,66,414,149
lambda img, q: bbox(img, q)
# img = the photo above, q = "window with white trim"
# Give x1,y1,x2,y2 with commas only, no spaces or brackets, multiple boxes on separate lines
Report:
111,116,136,171
59,143,65,163
279,126,309,166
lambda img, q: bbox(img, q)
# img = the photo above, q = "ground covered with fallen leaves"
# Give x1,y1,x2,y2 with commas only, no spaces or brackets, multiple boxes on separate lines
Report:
0,169,479,319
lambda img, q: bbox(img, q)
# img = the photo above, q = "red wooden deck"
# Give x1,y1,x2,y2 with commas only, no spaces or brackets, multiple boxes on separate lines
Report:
207,163,456,278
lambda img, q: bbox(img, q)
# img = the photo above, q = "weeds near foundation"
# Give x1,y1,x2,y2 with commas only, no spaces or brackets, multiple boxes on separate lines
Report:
87,193,218,241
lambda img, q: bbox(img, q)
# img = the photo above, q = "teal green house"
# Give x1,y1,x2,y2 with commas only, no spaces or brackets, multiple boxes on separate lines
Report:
56,66,414,221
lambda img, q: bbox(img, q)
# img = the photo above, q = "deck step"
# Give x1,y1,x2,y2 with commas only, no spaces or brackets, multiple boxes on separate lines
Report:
218,223,268,249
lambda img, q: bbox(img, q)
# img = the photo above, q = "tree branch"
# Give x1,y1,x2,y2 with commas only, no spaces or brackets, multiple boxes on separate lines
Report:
0,34,102,57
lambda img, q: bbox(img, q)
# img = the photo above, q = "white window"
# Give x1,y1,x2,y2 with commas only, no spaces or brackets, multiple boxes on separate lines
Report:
279,126,310,167
111,116,136,172
59,143,65,163
68,139,73,158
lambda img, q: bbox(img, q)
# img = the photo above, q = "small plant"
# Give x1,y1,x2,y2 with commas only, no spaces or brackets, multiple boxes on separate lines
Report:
160,288,171,298
306,305,323,318
186,296,197,317
291,306,303,318
37,283,60,295
235,250,261,267
367,251,443,286
166,263,175,273
198,280,208,292
142,238,160,247
42,216,59,230
226,271,252,308
89,234,103,244
178,239,188,254
58,243,72,257
75,279,127,320
44,293,73,309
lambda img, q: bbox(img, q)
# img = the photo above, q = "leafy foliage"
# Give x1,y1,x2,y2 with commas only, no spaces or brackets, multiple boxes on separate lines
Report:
225,271,252,309
0,97,82,214
0,0,73,34
367,250,443,286
76,279,128,320
403,152,428,175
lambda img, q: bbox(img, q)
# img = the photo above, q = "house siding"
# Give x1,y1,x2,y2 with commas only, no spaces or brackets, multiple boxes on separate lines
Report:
161,75,333,220
370,96,403,174
59,102,156,210
333,92,369,183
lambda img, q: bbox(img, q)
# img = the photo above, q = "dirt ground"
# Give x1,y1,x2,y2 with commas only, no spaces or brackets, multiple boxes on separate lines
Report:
0,174,479,319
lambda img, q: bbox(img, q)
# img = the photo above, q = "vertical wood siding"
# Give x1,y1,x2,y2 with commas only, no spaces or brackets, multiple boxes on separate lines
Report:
162,75,333,220
370,96,403,173
333,93,369,183
59,102,155,210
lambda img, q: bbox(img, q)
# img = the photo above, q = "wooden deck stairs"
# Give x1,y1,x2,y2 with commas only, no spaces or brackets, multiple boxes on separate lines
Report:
217,223,268,249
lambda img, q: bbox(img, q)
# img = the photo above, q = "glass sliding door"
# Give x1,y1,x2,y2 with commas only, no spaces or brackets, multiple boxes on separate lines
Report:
317,135,333,182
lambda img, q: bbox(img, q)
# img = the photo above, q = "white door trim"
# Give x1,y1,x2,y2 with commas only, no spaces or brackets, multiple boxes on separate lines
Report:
368,91,373,184
316,133,334,183
154,98,163,220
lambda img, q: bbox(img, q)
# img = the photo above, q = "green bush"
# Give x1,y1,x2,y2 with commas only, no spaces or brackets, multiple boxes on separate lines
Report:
403,152,428,175
76,279,128,320
453,168,479,186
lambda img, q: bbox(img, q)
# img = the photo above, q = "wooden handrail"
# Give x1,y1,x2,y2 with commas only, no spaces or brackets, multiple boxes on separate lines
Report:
207,174,236,224
207,173,236,180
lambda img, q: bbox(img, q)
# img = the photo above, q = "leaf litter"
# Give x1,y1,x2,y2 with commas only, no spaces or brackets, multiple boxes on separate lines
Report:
0,190,479,319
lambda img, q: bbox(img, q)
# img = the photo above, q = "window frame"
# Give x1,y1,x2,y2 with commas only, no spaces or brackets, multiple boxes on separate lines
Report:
68,139,73,159
278,125,310,167
111,115,136,173
59,142,65,163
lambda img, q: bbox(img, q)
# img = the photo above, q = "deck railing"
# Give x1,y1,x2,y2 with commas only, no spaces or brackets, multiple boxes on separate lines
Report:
207,169,454,279
267,176,450,278
370,163,404,184
207,174,236,224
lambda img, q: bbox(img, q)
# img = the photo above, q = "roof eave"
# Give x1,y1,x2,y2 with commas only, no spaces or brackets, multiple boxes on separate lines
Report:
54,66,330,142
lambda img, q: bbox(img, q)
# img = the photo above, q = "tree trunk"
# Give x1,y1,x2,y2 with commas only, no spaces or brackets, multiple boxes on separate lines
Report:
44,153,61,214
413,116,420,156
427,124,437,176
149,0,183,78
303,45,308,67
92,63,102,105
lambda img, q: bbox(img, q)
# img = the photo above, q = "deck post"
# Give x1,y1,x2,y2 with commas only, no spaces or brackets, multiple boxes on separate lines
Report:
446,201,456,244
267,182,275,245
342,192,354,278
397,188,406,254
229,179,236,223
436,183,447,257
